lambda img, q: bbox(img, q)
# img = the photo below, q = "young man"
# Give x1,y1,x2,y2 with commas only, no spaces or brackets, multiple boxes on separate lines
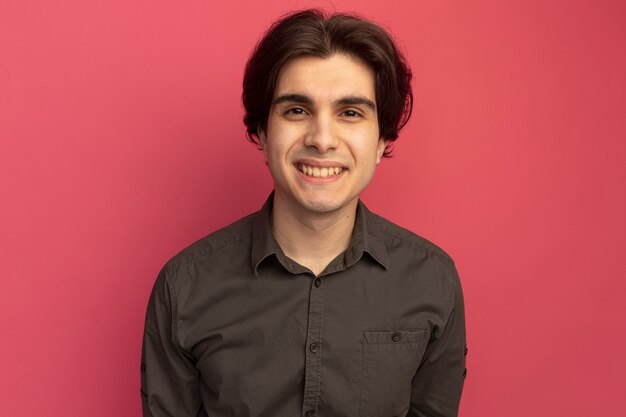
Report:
141,9,466,417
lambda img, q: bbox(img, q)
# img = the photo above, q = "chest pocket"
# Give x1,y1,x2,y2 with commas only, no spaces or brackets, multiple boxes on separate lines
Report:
359,329,429,417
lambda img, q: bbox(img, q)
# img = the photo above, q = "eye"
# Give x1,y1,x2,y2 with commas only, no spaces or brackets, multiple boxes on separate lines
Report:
342,109,362,118
285,107,307,116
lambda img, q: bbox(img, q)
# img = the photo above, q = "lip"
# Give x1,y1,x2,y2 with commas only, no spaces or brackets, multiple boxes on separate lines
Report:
294,158,346,169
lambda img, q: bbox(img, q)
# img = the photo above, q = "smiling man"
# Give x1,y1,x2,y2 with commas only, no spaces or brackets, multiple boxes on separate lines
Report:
141,9,466,417
261,53,385,276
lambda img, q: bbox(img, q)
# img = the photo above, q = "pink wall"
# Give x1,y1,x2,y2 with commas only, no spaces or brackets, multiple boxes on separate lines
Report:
2,0,625,416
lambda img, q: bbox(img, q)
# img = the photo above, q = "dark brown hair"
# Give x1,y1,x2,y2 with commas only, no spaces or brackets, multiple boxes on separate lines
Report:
242,9,413,156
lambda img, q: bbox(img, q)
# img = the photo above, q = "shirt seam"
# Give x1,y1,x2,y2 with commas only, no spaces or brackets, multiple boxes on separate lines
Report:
368,214,454,264
169,235,253,271
164,263,183,349
437,260,460,339
381,229,453,262
165,238,255,350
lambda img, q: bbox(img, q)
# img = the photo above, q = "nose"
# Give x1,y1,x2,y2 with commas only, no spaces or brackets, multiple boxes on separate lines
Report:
304,113,339,153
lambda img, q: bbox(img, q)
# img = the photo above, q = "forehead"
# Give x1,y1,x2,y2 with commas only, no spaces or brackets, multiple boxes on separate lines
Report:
274,54,376,101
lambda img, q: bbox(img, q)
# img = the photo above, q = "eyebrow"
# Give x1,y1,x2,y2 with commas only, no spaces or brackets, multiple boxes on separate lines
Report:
272,93,376,111
272,94,313,106
335,96,376,111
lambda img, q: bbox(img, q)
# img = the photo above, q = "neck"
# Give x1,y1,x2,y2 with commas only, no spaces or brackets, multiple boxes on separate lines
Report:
271,191,358,276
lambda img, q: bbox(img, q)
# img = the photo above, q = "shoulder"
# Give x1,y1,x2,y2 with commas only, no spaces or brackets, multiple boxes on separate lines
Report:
163,211,257,274
370,211,455,266
369,211,463,308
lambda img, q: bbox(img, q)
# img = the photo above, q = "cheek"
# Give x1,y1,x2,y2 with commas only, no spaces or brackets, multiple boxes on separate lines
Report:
265,140,292,175
265,123,296,154
266,139,288,160
352,142,383,167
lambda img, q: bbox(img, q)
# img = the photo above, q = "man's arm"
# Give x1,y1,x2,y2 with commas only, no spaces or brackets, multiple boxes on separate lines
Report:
141,265,202,417
409,261,467,417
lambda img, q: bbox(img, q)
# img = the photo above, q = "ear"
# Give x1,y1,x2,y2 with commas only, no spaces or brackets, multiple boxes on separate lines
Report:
258,128,268,157
376,139,388,164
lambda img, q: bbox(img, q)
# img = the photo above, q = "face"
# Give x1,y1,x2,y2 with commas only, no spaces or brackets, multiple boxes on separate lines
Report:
260,54,386,216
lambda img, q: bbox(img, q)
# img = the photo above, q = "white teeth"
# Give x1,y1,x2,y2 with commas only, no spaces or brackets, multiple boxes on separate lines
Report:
298,164,343,178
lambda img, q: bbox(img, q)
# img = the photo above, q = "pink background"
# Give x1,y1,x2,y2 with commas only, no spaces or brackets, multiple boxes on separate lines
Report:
2,0,625,416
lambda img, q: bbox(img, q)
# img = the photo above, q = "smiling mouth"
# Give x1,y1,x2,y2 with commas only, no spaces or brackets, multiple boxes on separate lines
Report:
297,163,344,178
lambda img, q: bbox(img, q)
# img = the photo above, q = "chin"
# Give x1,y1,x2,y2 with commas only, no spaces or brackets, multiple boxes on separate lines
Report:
303,202,340,213
299,195,354,214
